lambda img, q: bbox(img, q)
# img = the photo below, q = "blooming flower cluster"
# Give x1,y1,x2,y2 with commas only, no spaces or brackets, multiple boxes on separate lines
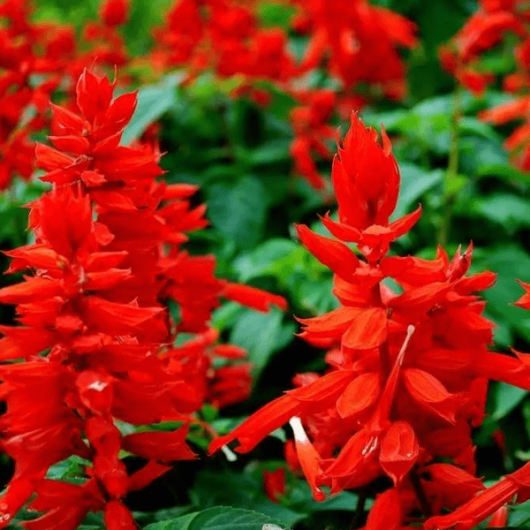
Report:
210,113,530,528
442,0,530,170
0,70,286,529
290,0,417,99
0,0,135,191
0,0,74,189
0,0,417,194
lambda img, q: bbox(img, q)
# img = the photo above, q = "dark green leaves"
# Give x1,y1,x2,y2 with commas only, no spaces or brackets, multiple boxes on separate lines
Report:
230,308,295,377
122,74,184,144
145,507,290,530
206,176,268,250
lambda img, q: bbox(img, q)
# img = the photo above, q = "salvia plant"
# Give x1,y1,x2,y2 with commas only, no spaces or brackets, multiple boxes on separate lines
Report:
3,0,530,530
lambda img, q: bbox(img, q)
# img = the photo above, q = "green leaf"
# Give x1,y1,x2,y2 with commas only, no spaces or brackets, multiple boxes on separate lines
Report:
146,507,290,530
257,1,296,28
393,165,443,219
145,512,197,530
122,74,184,144
476,193,530,229
234,239,299,282
230,308,295,377
190,470,302,526
477,163,530,184
206,176,268,250
459,117,502,142
492,383,529,421
477,246,530,342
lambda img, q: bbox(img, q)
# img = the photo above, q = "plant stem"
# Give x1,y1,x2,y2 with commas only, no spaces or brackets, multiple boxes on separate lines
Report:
410,468,432,518
352,490,367,528
440,86,463,247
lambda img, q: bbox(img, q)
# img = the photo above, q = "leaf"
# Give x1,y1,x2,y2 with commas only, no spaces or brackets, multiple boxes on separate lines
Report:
393,165,443,219
459,117,502,142
146,507,290,530
477,246,530,342
206,176,268,250
145,512,197,530
230,308,296,377
190,470,302,526
245,139,292,166
234,239,299,282
491,382,529,420
122,74,184,144
257,1,296,28
477,163,530,184
476,193,530,229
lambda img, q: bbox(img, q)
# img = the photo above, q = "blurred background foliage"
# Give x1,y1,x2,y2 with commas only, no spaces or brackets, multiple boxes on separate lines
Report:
4,0,530,528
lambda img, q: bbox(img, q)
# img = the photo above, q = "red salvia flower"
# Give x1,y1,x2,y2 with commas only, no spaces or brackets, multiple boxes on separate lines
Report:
0,70,286,528
210,113,527,527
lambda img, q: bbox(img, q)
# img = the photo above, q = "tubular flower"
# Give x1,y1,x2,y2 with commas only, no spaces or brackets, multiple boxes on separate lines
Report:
290,0,417,99
150,0,416,191
0,0,75,189
210,113,526,526
151,0,294,84
423,281,530,530
0,70,286,528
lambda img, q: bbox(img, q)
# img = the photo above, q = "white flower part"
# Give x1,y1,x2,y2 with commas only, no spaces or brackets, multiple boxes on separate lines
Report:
289,416,309,445
397,325,416,366
88,380,108,392
262,525,285,530
221,444,237,462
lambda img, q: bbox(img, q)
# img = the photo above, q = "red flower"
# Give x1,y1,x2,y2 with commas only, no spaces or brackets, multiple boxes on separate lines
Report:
210,114,524,526
0,70,287,528
100,0,130,27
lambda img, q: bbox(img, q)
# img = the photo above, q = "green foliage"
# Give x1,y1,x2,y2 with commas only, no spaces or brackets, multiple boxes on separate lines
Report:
145,506,290,530
230,308,296,377
206,176,268,251
122,74,185,144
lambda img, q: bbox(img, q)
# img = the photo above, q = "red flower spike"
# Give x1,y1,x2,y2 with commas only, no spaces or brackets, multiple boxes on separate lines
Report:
211,111,518,529
0,69,288,528
332,113,400,230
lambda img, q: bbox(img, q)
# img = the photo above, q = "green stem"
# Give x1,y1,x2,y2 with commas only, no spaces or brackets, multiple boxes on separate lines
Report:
351,490,367,528
410,468,432,518
440,86,463,247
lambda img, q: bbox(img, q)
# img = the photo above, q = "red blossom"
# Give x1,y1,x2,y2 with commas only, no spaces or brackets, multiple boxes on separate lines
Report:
209,113,525,527
0,70,286,528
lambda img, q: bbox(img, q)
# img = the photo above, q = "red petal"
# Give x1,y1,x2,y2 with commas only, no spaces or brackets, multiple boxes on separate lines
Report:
0,277,63,304
320,213,361,242
123,427,196,462
222,283,287,312
342,307,387,350
366,488,403,530
336,372,381,418
379,421,419,484
288,370,354,402
295,224,359,280
104,501,136,530
290,417,325,501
